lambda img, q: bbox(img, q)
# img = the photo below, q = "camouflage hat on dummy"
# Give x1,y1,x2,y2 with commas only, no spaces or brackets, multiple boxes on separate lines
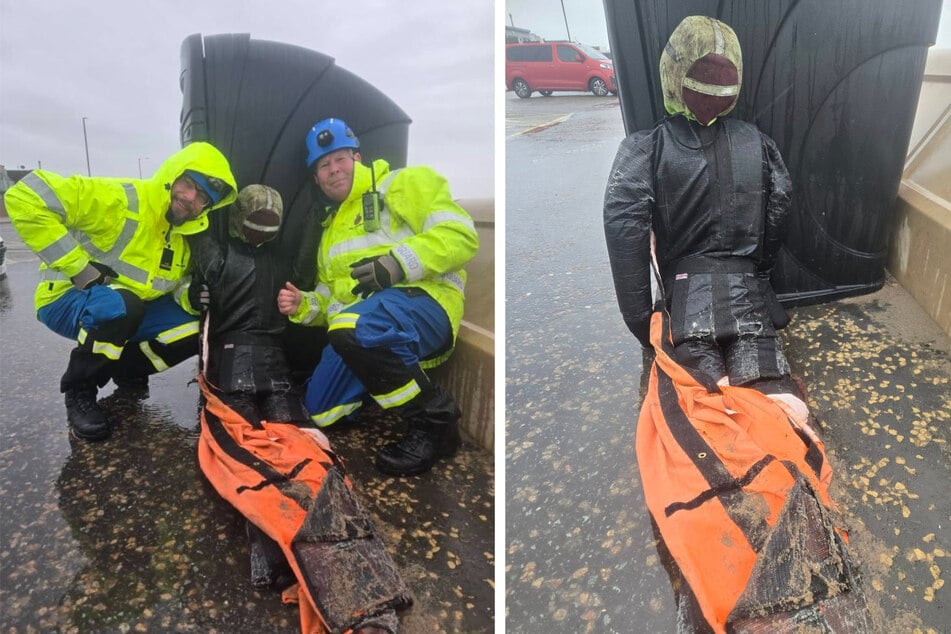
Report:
230,184,283,246
660,15,742,126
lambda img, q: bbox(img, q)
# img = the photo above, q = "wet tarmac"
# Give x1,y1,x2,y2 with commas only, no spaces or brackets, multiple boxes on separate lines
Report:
504,94,949,632
0,219,494,633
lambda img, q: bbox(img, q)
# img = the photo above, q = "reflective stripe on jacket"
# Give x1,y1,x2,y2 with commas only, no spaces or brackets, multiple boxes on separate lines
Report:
4,142,237,312
292,159,479,355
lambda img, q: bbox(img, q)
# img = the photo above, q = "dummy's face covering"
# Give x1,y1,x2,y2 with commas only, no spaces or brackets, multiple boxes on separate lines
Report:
230,184,283,246
660,15,742,126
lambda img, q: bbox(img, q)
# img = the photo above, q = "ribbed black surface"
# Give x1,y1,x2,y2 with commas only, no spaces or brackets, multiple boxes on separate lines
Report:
602,1,942,305
179,33,412,369
179,33,411,274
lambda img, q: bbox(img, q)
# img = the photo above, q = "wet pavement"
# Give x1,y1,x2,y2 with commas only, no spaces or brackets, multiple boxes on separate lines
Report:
0,219,494,633
504,94,949,632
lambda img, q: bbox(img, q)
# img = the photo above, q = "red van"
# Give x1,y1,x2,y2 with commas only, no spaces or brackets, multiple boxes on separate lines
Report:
505,41,617,98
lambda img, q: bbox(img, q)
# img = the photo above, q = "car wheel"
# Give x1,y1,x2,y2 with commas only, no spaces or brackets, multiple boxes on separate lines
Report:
590,77,609,97
539,90,554,97
513,78,532,99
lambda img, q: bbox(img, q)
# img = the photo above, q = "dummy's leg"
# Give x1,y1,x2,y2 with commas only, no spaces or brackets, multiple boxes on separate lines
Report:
260,390,310,426
247,521,295,590
726,334,821,440
725,333,791,390
253,345,310,424
673,339,728,387
206,341,308,425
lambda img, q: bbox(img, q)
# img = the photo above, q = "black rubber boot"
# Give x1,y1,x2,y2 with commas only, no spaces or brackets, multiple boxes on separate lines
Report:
376,385,462,476
112,374,150,400
65,385,114,441
375,418,461,477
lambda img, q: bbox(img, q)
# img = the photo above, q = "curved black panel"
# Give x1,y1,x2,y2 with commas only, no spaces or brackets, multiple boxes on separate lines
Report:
179,32,411,371
179,32,411,276
602,1,941,305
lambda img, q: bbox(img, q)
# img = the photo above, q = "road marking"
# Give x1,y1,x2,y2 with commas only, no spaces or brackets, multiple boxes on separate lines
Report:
507,114,572,138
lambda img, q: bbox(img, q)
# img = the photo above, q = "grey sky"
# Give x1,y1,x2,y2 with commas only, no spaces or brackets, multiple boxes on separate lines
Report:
506,0,951,53
2,1,948,199
506,0,611,49
0,0,494,198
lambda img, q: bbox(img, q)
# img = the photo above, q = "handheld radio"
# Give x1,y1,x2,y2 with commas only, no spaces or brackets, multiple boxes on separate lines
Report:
362,162,382,232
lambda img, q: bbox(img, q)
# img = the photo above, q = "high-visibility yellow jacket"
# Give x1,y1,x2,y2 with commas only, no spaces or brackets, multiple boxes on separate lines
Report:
291,160,479,364
4,142,237,312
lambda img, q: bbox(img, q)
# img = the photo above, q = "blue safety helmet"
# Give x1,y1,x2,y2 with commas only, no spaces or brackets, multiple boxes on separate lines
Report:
305,118,359,170
183,169,230,206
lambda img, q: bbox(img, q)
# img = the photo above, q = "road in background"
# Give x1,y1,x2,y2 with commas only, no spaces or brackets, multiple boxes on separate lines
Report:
505,93,678,632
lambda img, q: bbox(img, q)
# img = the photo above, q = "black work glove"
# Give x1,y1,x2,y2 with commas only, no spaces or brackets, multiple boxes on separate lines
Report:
349,253,404,298
70,261,118,290
624,316,652,350
188,280,211,313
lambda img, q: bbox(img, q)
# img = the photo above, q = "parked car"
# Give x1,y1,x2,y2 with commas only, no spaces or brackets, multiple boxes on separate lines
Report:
505,41,617,98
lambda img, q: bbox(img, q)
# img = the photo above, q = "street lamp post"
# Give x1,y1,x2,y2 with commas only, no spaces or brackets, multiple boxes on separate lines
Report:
560,0,572,41
82,117,91,176
138,157,149,178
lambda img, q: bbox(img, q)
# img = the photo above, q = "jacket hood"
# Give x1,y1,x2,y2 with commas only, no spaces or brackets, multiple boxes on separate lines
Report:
660,15,742,126
153,142,238,232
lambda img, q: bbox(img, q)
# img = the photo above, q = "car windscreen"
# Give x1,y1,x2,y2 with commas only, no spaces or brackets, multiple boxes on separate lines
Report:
575,43,609,61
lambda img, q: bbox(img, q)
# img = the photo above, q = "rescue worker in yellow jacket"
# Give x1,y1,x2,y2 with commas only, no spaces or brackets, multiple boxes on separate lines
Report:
4,142,237,442
277,118,479,477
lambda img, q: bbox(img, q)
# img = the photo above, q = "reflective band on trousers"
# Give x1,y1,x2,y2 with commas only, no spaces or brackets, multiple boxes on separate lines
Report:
156,320,200,344
372,378,421,409
310,401,362,428
92,339,123,360
327,312,360,332
139,341,169,372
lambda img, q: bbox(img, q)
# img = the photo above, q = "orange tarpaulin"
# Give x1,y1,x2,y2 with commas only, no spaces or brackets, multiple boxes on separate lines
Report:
637,310,869,632
196,375,410,633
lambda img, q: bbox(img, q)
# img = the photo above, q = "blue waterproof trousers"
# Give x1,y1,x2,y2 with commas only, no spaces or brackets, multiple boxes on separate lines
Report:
304,288,456,428
38,286,199,391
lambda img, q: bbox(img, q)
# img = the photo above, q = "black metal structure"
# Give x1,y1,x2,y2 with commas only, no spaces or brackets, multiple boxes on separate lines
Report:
179,33,412,370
